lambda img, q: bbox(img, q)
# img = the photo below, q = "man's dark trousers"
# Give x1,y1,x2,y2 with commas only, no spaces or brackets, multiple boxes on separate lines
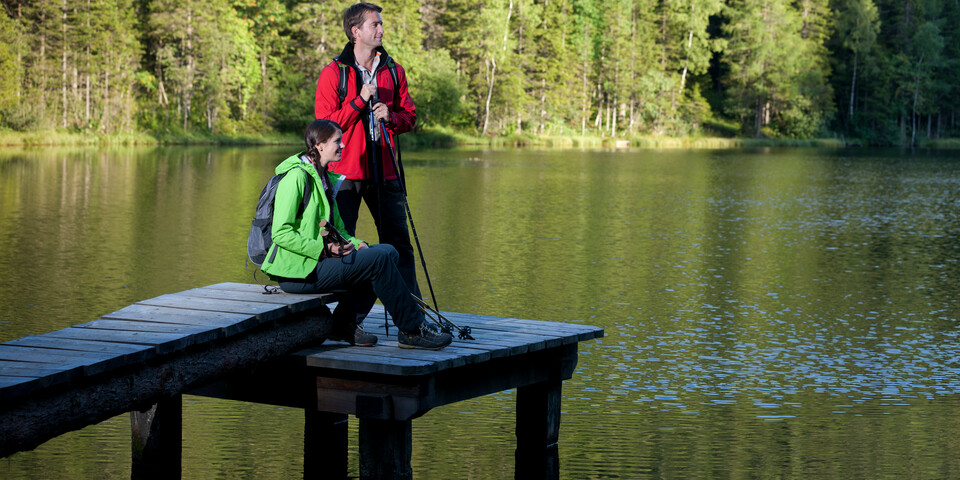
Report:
335,178,422,298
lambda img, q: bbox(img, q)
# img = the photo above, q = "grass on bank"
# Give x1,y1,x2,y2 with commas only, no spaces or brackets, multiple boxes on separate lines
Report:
920,138,960,148
0,129,299,147
403,125,846,149
4,126,957,150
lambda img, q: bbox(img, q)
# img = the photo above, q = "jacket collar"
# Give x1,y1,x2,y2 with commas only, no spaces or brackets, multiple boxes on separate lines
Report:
335,42,391,71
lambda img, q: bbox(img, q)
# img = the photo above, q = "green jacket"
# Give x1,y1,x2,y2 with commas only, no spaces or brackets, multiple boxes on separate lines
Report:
261,153,363,279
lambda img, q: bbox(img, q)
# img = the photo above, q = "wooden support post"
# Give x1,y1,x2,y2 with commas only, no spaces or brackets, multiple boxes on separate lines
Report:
130,395,182,480
304,411,348,479
515,381,562,479
358,418,412,480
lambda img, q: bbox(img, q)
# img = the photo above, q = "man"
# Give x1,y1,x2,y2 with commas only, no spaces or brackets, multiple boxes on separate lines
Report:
314,2,420,297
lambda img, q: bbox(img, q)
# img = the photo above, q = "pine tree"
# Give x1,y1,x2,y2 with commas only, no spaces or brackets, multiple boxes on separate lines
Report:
0,6,21,125
234,0,287,129
833,0,879,130
721,0,832,137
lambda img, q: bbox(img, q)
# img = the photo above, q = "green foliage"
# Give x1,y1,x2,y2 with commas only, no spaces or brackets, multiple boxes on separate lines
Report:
0,8,20,126
721,0,834,137
0,0,958,144
403,49,464,128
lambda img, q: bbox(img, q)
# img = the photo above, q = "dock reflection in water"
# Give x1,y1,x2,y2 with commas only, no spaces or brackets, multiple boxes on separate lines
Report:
1,146,959,479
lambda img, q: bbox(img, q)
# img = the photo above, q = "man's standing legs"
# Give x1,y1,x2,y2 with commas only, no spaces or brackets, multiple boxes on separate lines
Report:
337,178,422,297
362,179,421,297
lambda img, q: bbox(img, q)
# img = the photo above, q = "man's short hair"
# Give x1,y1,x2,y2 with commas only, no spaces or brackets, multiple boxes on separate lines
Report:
343,3,383,43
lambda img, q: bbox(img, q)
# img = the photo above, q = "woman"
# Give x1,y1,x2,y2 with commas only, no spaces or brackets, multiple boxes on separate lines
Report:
261,119,451,350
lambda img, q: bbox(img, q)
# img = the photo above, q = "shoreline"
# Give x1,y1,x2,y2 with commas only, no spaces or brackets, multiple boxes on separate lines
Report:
2,128,958,150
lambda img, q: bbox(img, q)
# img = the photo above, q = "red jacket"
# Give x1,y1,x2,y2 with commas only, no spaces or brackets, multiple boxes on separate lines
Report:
315,44,416,181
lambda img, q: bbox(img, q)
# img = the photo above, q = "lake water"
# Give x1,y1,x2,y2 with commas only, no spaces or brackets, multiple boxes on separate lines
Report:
1,145,959,479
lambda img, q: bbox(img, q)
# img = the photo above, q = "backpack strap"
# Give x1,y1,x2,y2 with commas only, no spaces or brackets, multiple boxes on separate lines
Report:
385,57,399,99
334,59,351,107
294,165,312,216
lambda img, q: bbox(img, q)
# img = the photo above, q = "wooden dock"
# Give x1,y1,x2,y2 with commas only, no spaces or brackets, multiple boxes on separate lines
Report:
0,283,603,479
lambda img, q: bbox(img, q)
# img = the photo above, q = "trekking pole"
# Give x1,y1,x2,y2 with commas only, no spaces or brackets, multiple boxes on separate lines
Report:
369,97,389,336
411,294,474,340
377,120,442,314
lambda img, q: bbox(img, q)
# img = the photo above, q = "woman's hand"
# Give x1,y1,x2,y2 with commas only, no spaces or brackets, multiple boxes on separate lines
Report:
327,242,355,257
357,242,369,250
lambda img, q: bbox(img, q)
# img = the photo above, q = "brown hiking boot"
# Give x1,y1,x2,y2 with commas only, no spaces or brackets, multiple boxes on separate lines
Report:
330,322,378,346
398,322,452,350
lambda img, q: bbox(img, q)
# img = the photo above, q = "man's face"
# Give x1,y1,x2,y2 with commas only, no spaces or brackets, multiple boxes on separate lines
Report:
353,11,384,49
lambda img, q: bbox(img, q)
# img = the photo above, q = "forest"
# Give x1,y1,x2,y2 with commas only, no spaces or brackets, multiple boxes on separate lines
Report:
0,0,957,145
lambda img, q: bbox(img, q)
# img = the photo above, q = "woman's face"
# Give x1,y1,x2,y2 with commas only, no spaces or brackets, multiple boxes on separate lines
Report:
316,129,344,167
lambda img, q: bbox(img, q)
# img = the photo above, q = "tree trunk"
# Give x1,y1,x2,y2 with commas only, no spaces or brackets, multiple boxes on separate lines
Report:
61,0,68,129
580,66,587,136
604,97,610,134
611,93,618,137
85,0,90,124
259,47,268,116
40,8,47,119
594,85,602,129
103,68,110,131
482,0,513,136
755,97,763,138
911,54,923,146
539,78,545,135
184,8,195,131
899,114,906,144
482,56,495,135
678,1,695,97
849,51,857,118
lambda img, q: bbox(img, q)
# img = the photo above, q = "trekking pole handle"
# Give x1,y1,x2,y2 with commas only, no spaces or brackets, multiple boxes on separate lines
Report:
367,96,379,142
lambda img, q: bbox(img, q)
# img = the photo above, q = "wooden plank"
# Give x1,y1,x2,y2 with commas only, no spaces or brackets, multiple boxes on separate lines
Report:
297,347,436,376
178,287,322,309
359,320,545,355
360,308,594,350
316,342,468,370
1,305,331,456
485,323,602,343
395,308,604,341
453,324,568,348
202,282,297,294
0,360,82,399
353,340,491,367
0,361,79,379
43,328,194,355
4,336,156,364
102,305,257,338
363,317,529,358
202,283,335,305
72,319,224,344
0,360,82,398
136,294,289,322
0,345,125,377
481,319,604,341
0,376,47,402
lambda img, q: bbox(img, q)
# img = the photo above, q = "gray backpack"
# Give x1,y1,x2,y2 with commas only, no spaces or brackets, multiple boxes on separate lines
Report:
247,166,312,266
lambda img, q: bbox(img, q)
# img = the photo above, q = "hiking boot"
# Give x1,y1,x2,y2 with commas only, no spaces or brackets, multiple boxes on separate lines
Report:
398,322,453,350
330,322,378,346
